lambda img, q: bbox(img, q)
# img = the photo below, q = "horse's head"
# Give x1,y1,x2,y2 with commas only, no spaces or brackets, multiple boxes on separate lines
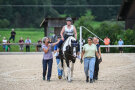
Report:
62,36,79,59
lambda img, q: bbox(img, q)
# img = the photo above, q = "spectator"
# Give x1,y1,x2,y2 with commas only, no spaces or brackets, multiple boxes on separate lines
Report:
104,36,110,53
19,37,24,51
2,37,7,51
118,38,124,53
54,36,63,79
5,40,10,52
36,39,42,52
25,37,31,52
9,28,16,42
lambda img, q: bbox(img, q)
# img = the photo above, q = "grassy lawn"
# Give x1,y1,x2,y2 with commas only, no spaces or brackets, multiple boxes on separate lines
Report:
0,28,44,52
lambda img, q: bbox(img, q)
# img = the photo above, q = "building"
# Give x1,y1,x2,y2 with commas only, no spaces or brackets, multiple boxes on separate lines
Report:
117,0,135,29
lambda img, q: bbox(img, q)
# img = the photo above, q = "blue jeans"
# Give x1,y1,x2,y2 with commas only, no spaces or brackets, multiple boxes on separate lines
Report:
56,58,63,76
3,45,6,49
42,59,53,80
84,57,96,79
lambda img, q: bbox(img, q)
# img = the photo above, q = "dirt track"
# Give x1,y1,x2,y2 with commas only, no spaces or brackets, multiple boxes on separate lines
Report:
0,53,135,90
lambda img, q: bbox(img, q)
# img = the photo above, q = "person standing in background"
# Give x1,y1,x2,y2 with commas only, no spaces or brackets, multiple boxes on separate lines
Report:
9,28,16,42
2,37,7,51
118,38,124,53
19,37,24,51
36,39,42,52
104,36,110,53
5,40,10,52
25,37,31,52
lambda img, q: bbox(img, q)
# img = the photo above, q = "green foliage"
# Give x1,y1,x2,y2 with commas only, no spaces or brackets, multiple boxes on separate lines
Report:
59,14,67,18
75,10,95,40
0,0,123,28
74,10,135,53
0,19,10,28
123,29,135,52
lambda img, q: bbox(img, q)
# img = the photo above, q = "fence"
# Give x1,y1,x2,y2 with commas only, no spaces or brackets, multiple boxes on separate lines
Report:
0,43,135,52
0,43,42,52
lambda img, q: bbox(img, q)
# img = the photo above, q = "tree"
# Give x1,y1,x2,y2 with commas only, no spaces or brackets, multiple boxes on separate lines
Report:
0,19,10,28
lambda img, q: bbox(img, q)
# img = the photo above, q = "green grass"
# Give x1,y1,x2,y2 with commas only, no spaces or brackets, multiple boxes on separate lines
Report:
0,28,44,52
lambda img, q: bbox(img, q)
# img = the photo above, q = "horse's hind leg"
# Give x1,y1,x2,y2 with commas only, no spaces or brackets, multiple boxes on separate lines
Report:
62,60,66,79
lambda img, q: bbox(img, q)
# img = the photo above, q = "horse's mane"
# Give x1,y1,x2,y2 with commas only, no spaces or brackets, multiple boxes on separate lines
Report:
62,36,76,52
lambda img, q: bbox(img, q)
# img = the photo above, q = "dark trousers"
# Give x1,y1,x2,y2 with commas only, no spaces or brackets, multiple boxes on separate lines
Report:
57,36,67,48
94,57,99,79
26,45,30,52
9,36,15,41
42,59,53,80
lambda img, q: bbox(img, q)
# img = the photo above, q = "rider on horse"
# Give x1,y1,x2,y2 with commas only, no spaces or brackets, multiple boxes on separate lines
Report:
56,17,79,82
57,17,77,49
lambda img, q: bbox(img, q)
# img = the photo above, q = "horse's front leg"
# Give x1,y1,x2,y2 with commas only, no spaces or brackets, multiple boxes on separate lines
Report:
71,62,74,81
66,59,71,82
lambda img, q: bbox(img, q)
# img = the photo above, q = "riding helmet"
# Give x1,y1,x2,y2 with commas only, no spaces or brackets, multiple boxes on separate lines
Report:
66,17,72,21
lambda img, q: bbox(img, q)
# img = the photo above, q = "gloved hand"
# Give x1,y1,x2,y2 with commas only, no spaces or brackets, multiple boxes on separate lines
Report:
98,57,102,64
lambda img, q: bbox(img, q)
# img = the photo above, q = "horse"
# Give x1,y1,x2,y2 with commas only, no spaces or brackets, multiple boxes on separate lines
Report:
58,36,79,82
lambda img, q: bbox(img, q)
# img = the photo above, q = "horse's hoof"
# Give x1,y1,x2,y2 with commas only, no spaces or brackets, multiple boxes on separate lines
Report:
68,80,72,82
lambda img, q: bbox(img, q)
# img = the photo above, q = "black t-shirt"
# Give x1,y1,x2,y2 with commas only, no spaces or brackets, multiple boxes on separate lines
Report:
37,40,42,47
96,44,100,52
11,31,16,37
38,40,42,44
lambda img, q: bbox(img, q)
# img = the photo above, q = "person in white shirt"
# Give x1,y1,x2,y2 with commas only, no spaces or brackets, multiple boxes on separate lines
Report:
2,37,7,51
25,37,31,52
57,17,77,49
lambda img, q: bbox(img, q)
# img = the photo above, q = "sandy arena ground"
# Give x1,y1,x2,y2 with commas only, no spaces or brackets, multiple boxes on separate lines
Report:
0,53,135,90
